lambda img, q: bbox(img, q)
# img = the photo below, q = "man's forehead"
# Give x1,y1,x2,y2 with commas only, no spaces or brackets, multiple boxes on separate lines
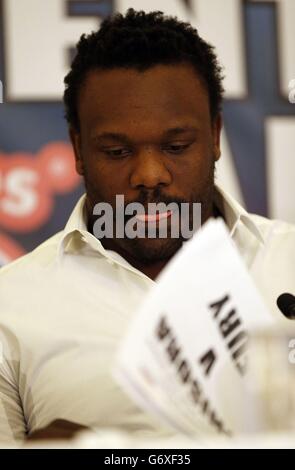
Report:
78,64,210,132
79,63,209,106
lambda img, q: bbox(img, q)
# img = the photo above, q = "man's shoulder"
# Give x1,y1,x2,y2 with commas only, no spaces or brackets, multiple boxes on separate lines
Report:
249,212,295,239
0,231,63,280
216,185,295,240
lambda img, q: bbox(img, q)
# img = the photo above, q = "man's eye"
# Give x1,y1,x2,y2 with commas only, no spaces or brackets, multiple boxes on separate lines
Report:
103,148,131,158
163,143,191,154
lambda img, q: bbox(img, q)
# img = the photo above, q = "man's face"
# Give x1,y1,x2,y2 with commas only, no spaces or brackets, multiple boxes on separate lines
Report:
70,63,222,264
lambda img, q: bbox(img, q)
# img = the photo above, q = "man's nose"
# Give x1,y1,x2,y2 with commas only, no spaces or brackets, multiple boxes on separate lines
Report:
129,147,172,190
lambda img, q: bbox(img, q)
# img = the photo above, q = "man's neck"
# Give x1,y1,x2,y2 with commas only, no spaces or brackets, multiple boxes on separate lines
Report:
98,237,171,281
88,202,224,281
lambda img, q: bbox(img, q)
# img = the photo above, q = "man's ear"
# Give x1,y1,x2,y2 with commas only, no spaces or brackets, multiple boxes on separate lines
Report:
69,127,84,176
212,113,222,162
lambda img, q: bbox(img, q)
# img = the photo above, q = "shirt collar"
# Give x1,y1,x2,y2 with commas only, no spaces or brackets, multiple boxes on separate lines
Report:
58,186,265,260
214,185,265,244
58,194,108,259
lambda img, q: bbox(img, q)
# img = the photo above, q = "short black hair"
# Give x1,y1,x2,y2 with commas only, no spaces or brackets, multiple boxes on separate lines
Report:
63,8,224,131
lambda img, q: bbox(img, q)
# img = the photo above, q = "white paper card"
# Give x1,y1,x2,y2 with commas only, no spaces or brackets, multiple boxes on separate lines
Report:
113,219,274,437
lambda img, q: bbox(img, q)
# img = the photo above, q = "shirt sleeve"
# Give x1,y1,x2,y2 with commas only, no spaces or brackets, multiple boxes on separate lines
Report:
0,329,27,446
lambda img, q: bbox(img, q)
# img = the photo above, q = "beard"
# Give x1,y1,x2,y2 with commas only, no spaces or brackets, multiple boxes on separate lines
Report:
85,161,216,266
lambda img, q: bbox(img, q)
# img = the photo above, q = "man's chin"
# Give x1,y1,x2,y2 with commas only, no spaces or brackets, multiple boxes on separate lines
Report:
121,237,183,265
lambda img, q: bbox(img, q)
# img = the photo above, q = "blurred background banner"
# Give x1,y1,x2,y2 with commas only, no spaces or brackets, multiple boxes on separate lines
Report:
0,0,294,266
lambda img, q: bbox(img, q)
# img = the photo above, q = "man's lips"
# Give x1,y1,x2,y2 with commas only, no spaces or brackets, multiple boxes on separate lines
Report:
135,210,173,223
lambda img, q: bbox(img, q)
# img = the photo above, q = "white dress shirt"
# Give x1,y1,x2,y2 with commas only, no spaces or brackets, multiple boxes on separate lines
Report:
0,186,294,445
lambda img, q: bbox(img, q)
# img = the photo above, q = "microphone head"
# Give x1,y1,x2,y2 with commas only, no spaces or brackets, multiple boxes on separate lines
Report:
277,293,295,319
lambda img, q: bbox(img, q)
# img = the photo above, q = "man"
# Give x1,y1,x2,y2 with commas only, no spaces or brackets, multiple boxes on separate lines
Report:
0,9,294,445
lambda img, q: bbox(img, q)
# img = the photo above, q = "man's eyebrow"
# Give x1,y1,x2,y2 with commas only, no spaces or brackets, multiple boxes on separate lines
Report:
91,126,199,143
163,126,199,137
92,132,131,144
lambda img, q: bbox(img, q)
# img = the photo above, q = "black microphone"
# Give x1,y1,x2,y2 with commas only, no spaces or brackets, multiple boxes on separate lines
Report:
277,293,295,319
